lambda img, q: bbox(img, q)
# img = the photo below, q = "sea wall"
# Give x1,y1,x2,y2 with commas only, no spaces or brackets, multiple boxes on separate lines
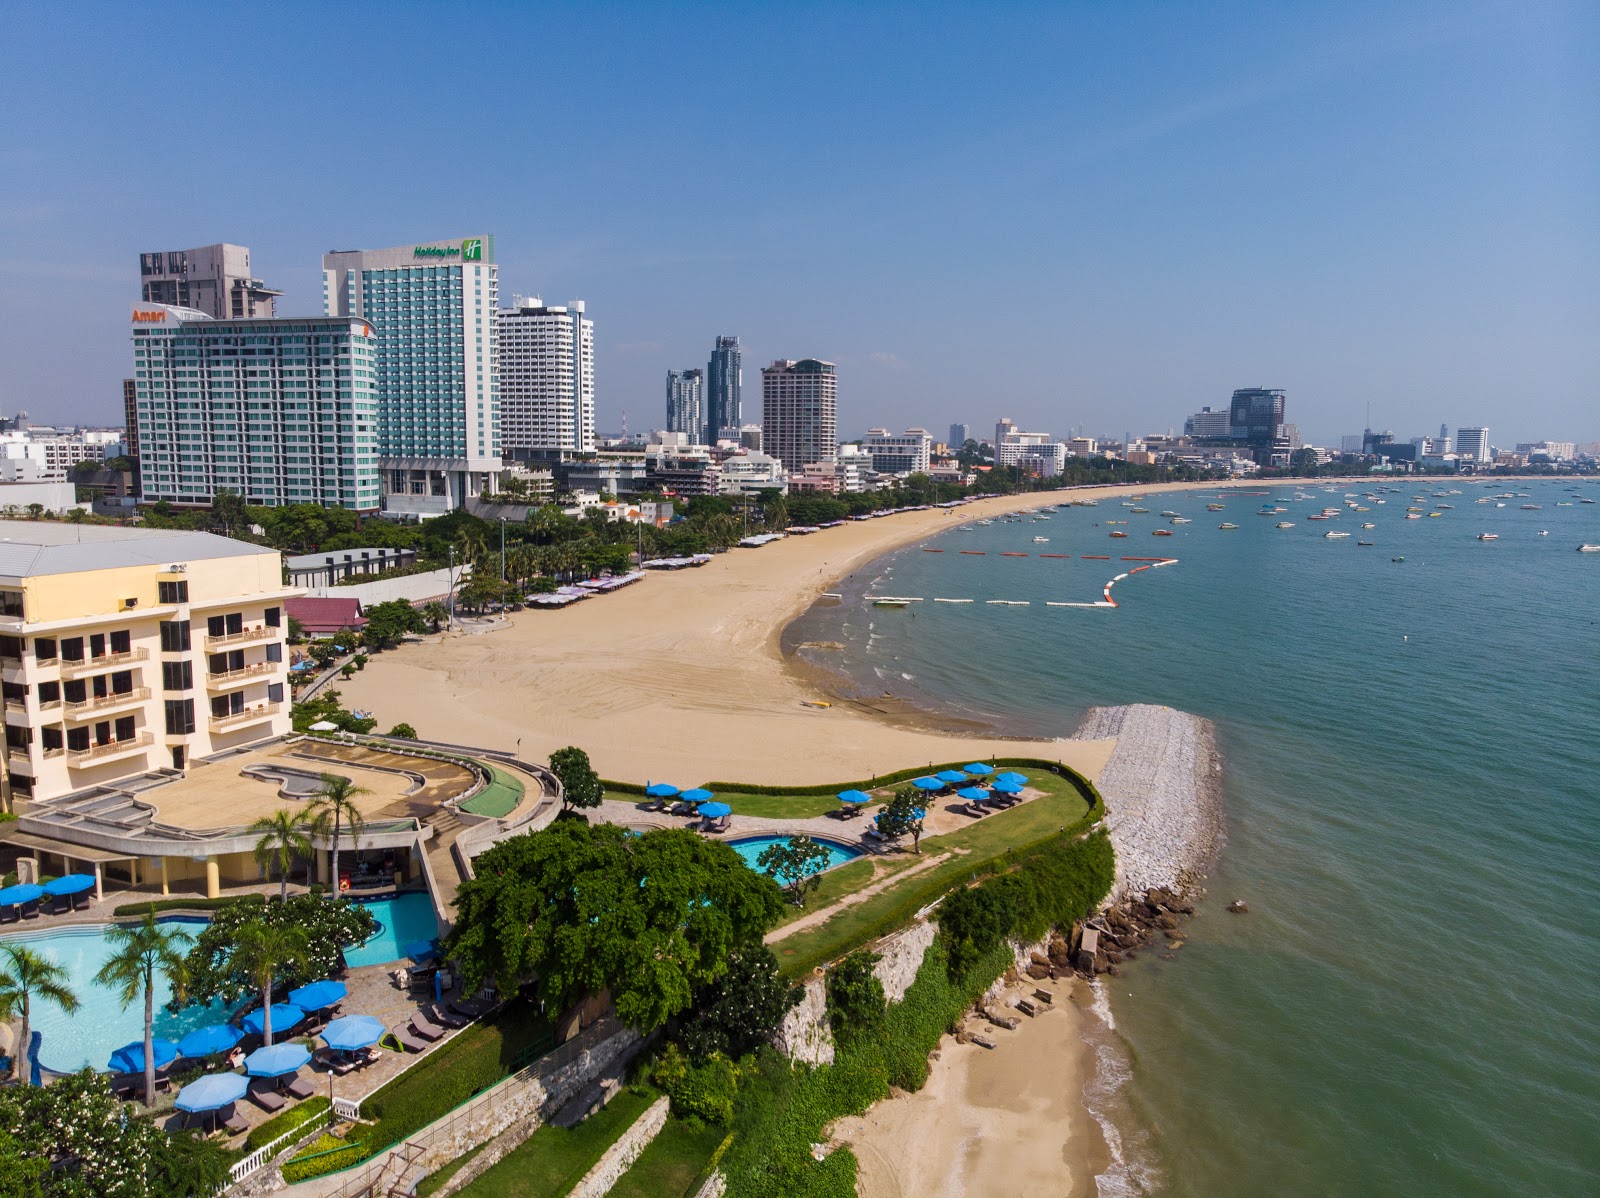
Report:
566,1096,671,1198
1074,703,1222,901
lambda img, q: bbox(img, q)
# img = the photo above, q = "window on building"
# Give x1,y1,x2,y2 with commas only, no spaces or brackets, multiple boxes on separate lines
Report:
34,638,55,661
37,680,58,706
265,606,281,627
89,633,106,659
266,642,283,663
110,629,131,655
111,670,134,697
67,726,90,752
159,621,190,652
226,612,243,635
114,715,136,741
164,698,194,735
158,580,188,604
60,637,85,663
206,615,225,638
268,682,284,703
41,727,62,751
0,592,23,619
162,660,192,690
63,679,86,704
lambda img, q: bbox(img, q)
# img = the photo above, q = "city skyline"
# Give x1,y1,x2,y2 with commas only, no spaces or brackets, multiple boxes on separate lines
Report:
1,3,1595,445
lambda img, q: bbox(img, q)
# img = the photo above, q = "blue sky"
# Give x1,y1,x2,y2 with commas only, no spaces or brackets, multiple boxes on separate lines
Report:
2,1,1595,445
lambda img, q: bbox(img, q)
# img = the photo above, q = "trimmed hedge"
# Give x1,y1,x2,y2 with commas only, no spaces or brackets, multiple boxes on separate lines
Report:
282,1134,366,1183
112,894,266,917
244,1096,329,1151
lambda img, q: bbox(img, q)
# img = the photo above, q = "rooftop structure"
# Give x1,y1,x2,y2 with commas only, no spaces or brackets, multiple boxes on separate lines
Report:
138,242,281,320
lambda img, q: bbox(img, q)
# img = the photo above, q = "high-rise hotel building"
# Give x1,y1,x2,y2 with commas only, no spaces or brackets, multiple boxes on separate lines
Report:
761,359,837,471
496,297,595,459
130,304,381,511
666,368,705,441
706,336,742,443
323,237,501,515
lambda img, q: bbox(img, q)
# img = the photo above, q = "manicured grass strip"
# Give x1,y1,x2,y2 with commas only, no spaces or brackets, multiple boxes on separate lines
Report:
417,1141,489,1197
606,1117,727,1198
462,763,526,817
244,1096,329,1151
773,857,877,928
453,1086,658,1198
716,791,880,820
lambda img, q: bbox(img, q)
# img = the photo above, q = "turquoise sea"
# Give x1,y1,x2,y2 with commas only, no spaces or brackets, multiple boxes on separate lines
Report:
787,478,1600,1198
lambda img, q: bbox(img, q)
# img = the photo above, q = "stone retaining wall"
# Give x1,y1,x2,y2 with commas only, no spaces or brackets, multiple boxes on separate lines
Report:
567,1096,670,1198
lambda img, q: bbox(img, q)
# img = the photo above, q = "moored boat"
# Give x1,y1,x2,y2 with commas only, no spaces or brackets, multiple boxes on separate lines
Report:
1218,522,1238,529
1476,533,1499,541
1579,544,1600,553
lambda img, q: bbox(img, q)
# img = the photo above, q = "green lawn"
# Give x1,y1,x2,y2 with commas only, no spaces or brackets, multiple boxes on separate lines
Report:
773,856,877,927
606,1119,727,1198
453,1087,659,1198
462,763,526,817
771,772,1093,978
606,788,878,820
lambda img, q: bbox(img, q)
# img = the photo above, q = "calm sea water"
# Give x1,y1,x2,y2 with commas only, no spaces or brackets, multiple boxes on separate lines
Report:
788,479,1600,1198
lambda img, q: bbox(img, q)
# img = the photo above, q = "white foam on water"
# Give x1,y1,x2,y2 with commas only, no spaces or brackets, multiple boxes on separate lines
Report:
1082,979,1163,1197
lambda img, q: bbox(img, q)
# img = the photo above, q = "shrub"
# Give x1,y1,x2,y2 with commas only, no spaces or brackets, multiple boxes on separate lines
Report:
112,894,266,917
825,951,884,1042
386,723,418,739
655,1045,740,1125
282,1134,366,1183
245,1097,329,1150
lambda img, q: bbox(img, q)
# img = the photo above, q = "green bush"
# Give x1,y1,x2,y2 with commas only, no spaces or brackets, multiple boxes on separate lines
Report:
245,1096,329,1151
282,1134,366,1183
825,951,885,1042
112,894,266,917
669,1053,741,1126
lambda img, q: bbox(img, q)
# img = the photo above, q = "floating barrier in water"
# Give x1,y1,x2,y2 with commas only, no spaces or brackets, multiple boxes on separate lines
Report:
921,548,944,552
959,550,987,555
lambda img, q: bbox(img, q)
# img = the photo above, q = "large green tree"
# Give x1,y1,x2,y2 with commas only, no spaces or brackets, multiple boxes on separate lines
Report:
232,924,308,1046
876,786,927,853
756,835,833,907
677,946,799,1062
361,599,423,649
0,946,79,1084
250,809,312,903
175,894,376,1009
95,913,190,1106
549,745,603,813
309,773,369,895
447,821,783,1030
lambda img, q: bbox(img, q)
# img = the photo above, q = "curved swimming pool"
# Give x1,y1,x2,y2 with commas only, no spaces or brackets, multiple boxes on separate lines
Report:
727,835,862,873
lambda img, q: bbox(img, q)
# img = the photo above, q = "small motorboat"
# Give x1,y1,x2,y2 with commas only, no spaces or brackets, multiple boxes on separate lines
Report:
1032,536,1049,543
1579,544,1600,553
1476,533,1499,541
1152,529,1174,536
1392,556,1405,562
1362,523,1376,529
1357,540,1375,546
1219,522,1238,529
1325,531,1351,539
1276,522,1296,529
1109,531,1129,539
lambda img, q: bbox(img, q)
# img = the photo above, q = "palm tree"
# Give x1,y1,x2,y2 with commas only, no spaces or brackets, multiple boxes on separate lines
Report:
250,809,313,903
0,945,80,1085
95,912,190,1106
232,925,307,1046
420,601,448,633
309,774,369,899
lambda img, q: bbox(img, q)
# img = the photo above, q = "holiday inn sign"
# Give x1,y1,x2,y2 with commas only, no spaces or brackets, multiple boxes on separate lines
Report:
413,238,484,261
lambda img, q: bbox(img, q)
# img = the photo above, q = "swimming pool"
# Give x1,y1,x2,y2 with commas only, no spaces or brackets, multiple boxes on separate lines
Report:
727,835,862,873
0,920,227,1074
0,893,439,1074
344,891,440,969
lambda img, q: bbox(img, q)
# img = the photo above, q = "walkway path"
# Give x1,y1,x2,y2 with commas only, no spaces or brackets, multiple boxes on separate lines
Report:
765,850,954,942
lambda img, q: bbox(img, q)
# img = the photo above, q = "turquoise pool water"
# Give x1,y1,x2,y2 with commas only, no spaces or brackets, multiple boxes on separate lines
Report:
344,891,440,969
728,835,861,873
0,919,226,1074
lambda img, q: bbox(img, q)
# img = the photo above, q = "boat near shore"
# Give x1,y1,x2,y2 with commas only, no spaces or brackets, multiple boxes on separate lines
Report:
1218,522,1238,529
1276,522,1295,529
1580,544,1600,554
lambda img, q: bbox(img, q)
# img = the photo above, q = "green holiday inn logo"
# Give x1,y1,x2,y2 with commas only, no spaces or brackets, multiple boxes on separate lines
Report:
412,238,485,260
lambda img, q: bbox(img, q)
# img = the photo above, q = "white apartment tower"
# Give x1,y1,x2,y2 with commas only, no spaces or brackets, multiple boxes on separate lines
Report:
322,237,500,516
1455,426,1490,464
761,359,837,471
496,297,596,459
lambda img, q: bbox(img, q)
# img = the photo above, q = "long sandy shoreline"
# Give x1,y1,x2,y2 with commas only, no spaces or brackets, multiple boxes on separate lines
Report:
338,480,1249,785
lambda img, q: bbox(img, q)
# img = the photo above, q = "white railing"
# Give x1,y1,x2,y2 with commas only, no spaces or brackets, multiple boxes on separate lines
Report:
332,1096,362,1121
227,1104,333,1184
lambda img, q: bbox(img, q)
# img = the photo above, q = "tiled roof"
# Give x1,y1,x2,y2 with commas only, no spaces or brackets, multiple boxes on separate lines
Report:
284,596,367,632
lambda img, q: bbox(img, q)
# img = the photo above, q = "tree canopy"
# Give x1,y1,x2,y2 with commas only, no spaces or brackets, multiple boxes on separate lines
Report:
447,821,783,1031
549,745,603,812
756,835,833,907
876,786,926,853
174,895,376,1008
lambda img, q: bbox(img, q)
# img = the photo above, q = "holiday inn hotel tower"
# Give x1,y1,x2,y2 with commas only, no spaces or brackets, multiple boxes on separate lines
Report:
323,237,501,516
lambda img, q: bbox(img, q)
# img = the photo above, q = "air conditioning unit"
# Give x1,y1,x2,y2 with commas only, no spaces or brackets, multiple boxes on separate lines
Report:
123,598,138,609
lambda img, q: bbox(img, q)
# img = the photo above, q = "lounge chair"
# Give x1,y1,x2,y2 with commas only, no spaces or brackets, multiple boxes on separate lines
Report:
449,996,493,1020
668,800,695,816
960,803,987,819
224,1107,250,1136
426,1003,468,1029
248,1084,285,1113
285,1075,316,1100
386,1023,428,1053
412,1009,449,1038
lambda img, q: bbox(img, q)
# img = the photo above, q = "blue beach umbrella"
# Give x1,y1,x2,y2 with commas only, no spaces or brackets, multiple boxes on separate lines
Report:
837,790,872,805
698,801,732,818
911,776,944,792
935,770,967,784
403,940,441,963
107,1038,179,1073
680,788,715,803
963,763,995,775
0,883,43,907
175,1072,249,1113
43,874,96,897
992,780,1024,795
244,1042,311,1078
287,979,347,1011
241,1003,305,1037
177,1024,242,1058
995,772,1029,786
645,782,680,798
321,1015,385,1052
956,787,990,801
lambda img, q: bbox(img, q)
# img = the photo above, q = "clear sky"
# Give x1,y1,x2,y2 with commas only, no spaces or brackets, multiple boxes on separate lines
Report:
2,1,1595,446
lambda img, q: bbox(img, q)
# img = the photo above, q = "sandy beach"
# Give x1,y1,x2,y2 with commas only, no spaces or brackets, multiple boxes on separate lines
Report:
834,973,1107,1198
338,481,1234,786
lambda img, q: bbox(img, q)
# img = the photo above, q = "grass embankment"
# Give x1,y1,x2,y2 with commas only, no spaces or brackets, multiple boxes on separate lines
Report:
607,1120,728,1198
772,767,1097,977
450,1086,659,1198
281,999,553,1182
461,762,526,817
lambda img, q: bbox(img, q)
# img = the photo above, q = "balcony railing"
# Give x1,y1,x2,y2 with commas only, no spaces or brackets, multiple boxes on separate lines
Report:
207,661,276,686
209,702,281,729
60,648,149,677
204,626,278,649
64,688,152,717
65,731,154,762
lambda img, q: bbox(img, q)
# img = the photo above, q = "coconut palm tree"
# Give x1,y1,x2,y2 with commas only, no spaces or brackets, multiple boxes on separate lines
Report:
232,925,307,1046
420,601,449,633
95,912,190,1106
308,774,369,899
0,945,80,1085
250,809,313,903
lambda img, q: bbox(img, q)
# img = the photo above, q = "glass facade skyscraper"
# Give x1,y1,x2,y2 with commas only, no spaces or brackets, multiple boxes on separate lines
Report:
706,335,742,443
322,237,500,516
666,368,704,440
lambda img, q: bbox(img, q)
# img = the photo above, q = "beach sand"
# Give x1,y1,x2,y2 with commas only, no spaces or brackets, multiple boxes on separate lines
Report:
834,974,1107,1198
337,481,1227,786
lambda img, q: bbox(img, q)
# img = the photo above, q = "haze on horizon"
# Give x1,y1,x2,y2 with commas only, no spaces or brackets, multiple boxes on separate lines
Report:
0,1,1594,447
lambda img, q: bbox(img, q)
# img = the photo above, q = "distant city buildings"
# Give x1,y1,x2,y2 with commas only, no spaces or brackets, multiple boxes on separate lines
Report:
1228,388,1289,465
497,296,595,461
1184,406,1232,439
948,422,971,449
130,303,380,511
138,243,280,320
717,450,786,496
323,236,500,516
665,368,705,441
862,427,932,474
706,336,742,442
1455,426,1490,464
761,359,836,472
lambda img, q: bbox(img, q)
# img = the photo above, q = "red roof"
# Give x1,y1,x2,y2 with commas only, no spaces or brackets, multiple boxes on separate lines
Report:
285,596,367,634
